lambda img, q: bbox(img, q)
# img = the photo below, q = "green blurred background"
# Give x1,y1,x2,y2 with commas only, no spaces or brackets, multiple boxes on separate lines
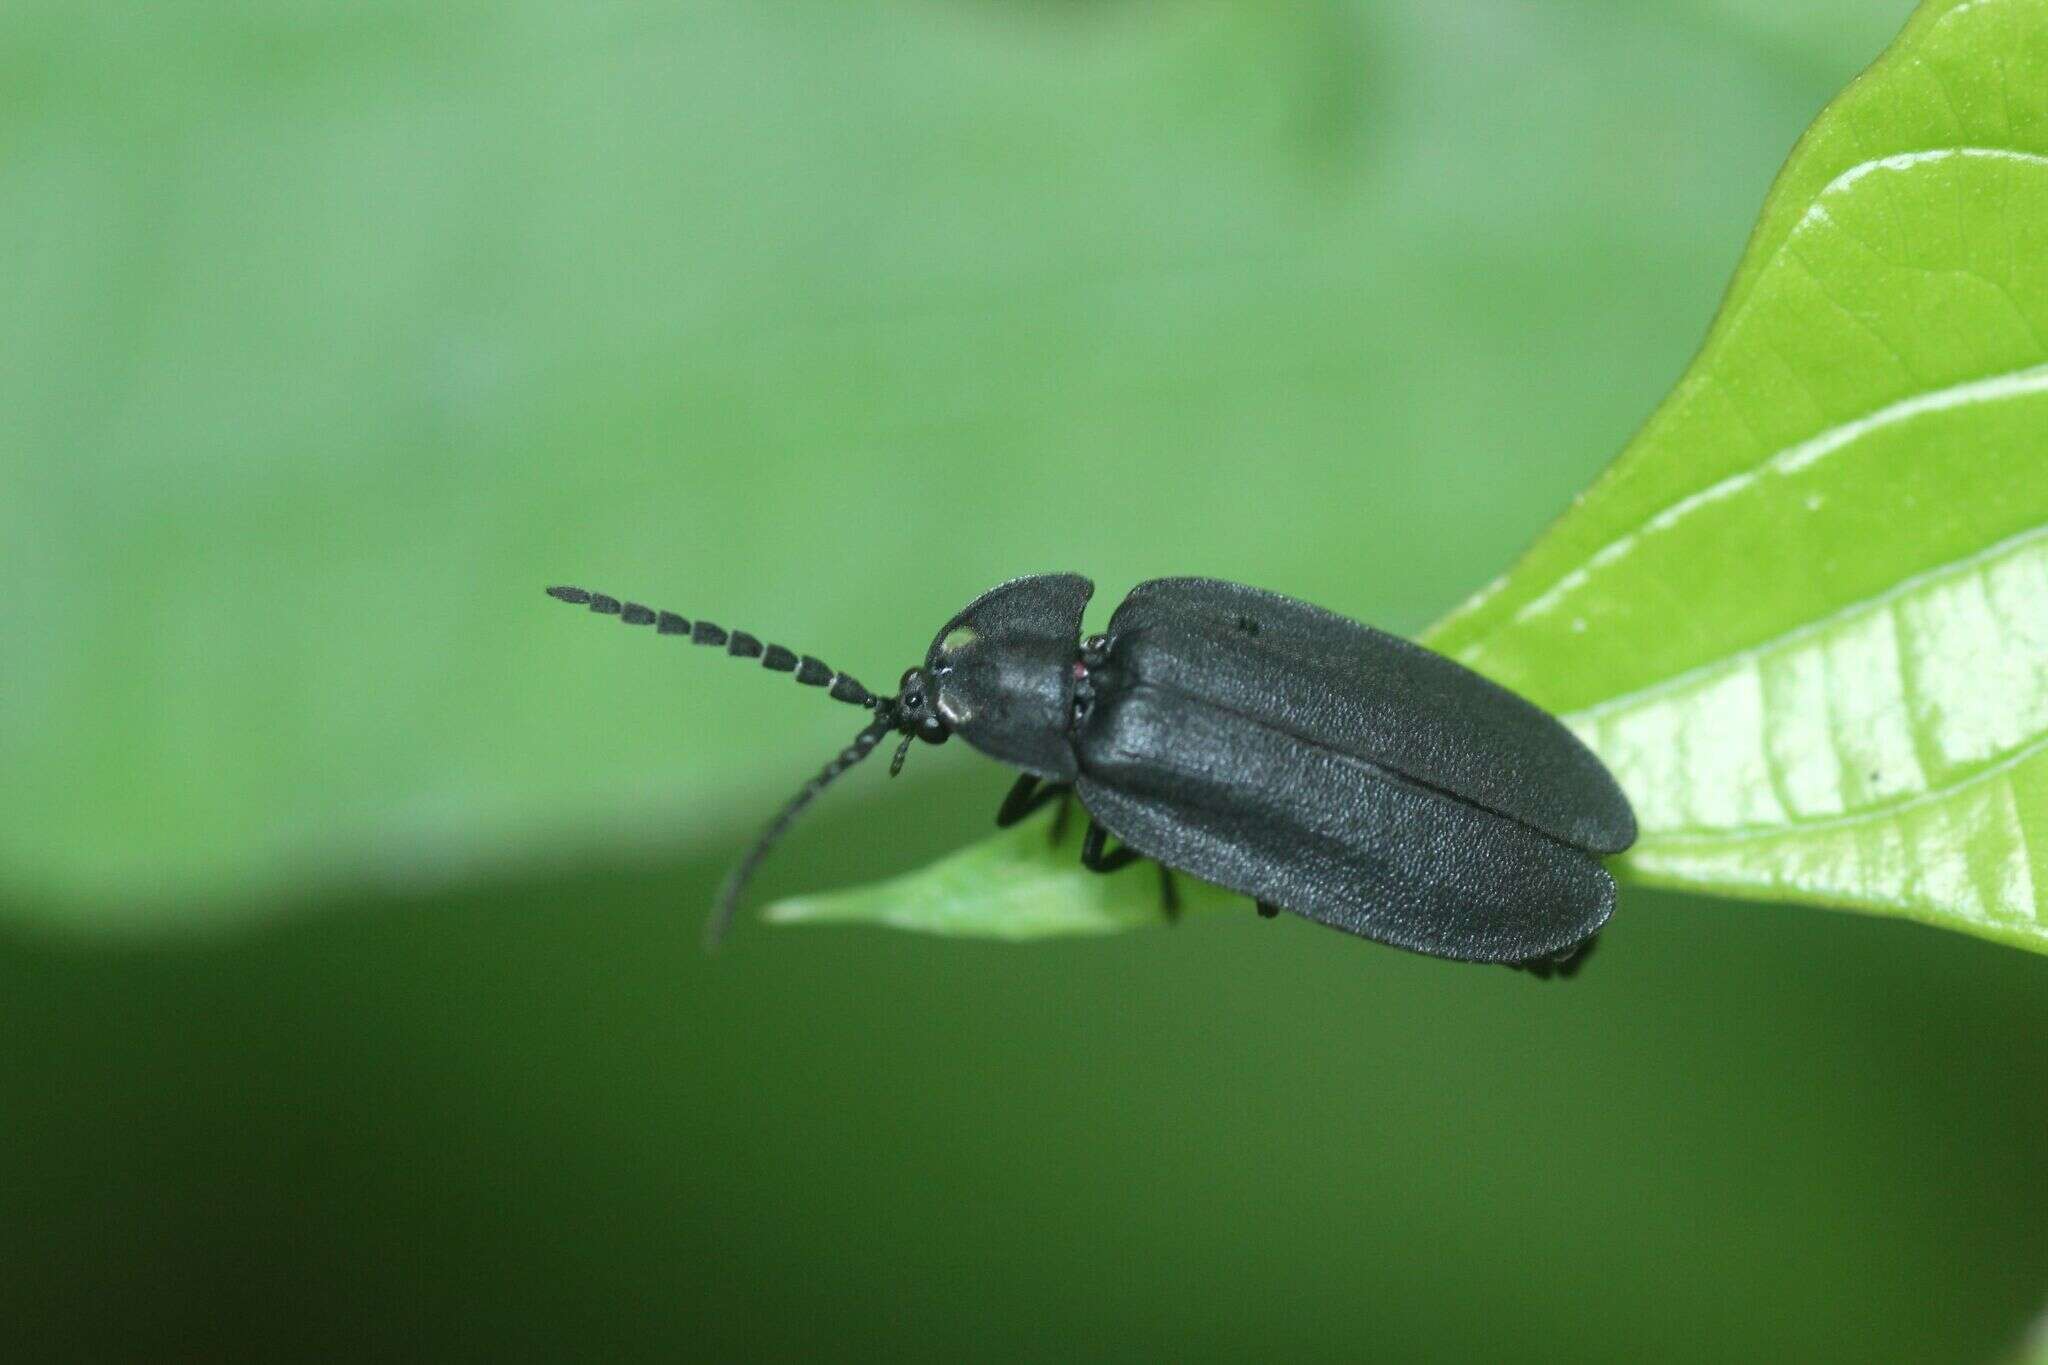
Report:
7,1,2046,1359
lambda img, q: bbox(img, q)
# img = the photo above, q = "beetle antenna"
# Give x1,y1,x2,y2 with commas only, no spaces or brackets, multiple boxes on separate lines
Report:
545,585,881,710
703,708,901,949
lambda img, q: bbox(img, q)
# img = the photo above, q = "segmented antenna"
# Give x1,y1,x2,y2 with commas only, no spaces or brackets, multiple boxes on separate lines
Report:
704,711,898,948
545,584,880,709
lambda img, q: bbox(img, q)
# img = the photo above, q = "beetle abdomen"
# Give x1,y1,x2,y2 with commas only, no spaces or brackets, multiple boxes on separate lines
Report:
1073,683,1614,962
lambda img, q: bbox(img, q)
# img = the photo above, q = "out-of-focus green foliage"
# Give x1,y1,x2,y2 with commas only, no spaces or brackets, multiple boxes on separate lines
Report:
2,0,1917,930
784,0,2048,956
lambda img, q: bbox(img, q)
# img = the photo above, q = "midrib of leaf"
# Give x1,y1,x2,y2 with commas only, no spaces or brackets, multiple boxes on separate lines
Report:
1559,525,2048,727
1624,769,2042,944
1468,354,2048,638
1639,739,2046,844
1711,0,2028,326
1559,527,2047,837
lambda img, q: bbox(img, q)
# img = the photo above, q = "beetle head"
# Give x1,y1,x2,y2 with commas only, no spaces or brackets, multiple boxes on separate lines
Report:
919,573,1094,780
879,664,950,775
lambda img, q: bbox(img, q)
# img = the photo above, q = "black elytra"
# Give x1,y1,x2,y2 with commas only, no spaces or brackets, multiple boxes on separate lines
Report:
545,575,1636,973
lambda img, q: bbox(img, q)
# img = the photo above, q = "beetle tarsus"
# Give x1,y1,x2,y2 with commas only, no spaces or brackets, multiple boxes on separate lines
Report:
1255,900,1281,919
1049,789,1072,846
1074,817,1173,917
995,773,1073,828
1080,821,1141,874
995,772,1041,825
1510,933,1600,980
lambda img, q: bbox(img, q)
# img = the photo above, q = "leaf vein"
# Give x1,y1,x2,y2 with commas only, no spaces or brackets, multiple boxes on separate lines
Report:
1639,731,2048,846
1515,361,2048,626
1500,147,2048,627
1566,523,2048,723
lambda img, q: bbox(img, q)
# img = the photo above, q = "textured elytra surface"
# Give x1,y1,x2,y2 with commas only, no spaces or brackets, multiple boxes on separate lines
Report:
1104,578,1634,855
1075,689,1614,962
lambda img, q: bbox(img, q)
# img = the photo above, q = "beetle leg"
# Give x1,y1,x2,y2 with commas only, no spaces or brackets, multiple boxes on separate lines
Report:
1049,788,1073,846
995,773,1042,826
1254,900,1281,919
995,774,1075,830
1079,820,1141,874
1509,933,1599,980
1074,822,1176,919
1554,934,1599,977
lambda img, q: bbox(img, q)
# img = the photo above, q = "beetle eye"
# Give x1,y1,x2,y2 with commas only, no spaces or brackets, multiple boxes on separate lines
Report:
904,690,924,709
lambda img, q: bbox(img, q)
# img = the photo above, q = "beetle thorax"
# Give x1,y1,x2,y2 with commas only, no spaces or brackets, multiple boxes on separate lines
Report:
1068,633,1113,731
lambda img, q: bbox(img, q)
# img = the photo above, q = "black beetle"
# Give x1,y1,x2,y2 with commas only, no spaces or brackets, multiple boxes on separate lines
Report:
546,575,1635,975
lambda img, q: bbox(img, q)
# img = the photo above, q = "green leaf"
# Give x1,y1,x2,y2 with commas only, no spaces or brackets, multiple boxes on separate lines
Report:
778,0,2048,953
768,815,1239,940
